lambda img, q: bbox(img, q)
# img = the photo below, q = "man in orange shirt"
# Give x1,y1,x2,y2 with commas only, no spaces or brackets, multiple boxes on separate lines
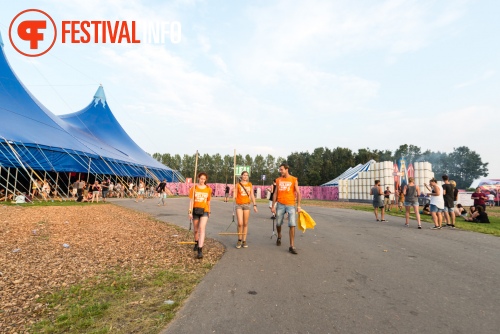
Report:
272,163,301,254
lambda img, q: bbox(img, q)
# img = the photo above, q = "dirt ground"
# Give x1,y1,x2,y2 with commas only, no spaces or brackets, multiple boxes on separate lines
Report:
0,204,224,333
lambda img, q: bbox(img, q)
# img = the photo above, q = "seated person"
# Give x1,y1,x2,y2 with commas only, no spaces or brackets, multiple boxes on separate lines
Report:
0,189,14,202
454,204,467,218
12,192,26,204
420,203,431,215
51,189,63,202
465,206,490,223
467,205,477,219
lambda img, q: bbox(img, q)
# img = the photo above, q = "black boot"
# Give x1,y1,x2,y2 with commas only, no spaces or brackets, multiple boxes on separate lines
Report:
197,247,203,259
193,241,198,251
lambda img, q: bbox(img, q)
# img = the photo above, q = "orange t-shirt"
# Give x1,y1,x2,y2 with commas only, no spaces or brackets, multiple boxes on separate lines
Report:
276,176,297,206
189,185,211,211
236,182,252,205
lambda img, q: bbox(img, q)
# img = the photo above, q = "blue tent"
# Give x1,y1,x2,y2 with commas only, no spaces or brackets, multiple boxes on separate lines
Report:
0,31,182,182
321,160,375,186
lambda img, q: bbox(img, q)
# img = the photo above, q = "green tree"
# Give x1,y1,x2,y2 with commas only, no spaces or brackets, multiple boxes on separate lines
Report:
180,154,195,181
324,147,355,184
222,154,233,184
212,153,224,183
286,151,310,184
252,154,266,184
394,144,422,163
307,147,325,186
354,148,379,165
446,146,489,189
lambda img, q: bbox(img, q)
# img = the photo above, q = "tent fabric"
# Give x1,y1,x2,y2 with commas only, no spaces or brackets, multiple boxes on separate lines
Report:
0,33,181,181
321,160,375,186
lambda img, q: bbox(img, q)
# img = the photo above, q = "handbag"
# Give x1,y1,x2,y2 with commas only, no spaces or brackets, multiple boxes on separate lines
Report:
193,207,205,215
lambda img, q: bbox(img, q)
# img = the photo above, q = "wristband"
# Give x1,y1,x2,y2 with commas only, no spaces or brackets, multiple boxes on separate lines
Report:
188,210,192,214
253,204,257,206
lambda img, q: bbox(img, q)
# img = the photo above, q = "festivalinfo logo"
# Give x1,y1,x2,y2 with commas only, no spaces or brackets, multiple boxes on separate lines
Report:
9,8,182,57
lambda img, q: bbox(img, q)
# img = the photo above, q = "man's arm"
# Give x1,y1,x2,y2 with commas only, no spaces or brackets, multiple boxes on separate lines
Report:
295,179,301,212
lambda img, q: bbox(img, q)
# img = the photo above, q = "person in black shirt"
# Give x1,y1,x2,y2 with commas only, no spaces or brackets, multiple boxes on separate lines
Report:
224,184,230,202
465,206,490,223
442,175,456,228
157,179,167,206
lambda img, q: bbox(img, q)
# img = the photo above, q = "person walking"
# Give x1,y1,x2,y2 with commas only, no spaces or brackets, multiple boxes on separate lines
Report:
403,177,421,228
234,171,258,249
224,184,230,202
442,175,456,228
156,179,167,206
101,178,110,202
487,193,495,207
91,180,101,203
188,172,211,259
136,180,145,202
271,163,301,255
370,180,387,222
425,178,444,229
384,187,392,211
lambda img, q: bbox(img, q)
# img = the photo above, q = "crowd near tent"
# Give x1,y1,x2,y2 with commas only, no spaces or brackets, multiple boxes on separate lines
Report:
0,31,183,199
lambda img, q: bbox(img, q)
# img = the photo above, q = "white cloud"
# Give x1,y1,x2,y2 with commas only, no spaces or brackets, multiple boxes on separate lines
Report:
454,70,496,89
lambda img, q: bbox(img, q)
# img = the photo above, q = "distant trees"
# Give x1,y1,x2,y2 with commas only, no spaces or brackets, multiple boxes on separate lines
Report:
153,145,488,188
153,152,284,184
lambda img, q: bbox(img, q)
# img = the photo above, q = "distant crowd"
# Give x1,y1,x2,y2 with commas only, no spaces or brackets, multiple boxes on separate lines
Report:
371,175,491,229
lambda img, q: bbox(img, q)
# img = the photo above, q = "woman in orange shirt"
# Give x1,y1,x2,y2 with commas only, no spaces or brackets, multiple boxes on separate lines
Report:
235,171,258,249
188,172,211,259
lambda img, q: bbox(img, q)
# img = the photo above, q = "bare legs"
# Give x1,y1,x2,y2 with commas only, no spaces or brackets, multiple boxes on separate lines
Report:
236,209,250,242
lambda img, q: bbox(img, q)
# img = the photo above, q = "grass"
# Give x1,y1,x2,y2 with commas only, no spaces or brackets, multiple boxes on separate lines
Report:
31,267,207,334
3,200,110,207
301,199,500,237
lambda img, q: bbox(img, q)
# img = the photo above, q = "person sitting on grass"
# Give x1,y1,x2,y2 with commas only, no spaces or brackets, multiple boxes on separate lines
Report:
454,204,467,218
467,206,477,219
464,206,490,223
0,189,13,202
12,192,26,204
420,203,431,215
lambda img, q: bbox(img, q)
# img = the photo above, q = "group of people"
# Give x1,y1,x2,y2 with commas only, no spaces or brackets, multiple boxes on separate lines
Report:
0,189,30,203
188,163,302,259
70,179,109,203
372,175,491,228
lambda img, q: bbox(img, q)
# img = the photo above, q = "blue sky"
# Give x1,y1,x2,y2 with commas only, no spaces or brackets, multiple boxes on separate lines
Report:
1,0,499,178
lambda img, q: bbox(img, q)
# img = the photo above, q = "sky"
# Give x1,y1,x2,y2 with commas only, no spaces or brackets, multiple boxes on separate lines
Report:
1,0,499,177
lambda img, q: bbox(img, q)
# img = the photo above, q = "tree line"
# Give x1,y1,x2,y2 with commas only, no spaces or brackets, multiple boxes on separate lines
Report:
152,144,488,189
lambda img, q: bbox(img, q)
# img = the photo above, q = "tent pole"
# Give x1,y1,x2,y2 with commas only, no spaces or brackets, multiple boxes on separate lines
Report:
30,170,33,197
14,168,18,195
67,172,71,197
55,172,59,199
6,167,11,196
87,158,91,183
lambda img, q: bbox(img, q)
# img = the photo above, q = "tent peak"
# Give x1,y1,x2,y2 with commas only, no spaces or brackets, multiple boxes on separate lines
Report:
93,85,107,107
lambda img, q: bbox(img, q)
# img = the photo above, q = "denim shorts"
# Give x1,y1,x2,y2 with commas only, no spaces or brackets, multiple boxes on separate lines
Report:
443,206,454,213
276,203,296,227
404,201,419,207
430,204,444,213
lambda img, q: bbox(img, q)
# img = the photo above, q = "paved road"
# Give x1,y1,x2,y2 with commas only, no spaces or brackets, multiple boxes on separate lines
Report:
112,197,500,334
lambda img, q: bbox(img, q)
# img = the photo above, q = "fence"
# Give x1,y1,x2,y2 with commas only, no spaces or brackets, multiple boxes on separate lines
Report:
166,183,339,201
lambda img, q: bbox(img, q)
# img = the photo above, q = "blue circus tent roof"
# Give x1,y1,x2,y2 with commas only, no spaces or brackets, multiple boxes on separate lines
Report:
0,31,181,181
321,160,375,186
59,86,169,171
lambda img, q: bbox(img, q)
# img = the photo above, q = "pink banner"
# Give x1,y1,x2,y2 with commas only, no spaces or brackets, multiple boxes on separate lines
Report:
166,183,339,201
